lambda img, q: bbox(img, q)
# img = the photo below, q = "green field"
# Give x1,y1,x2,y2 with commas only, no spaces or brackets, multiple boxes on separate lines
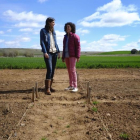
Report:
0,55,140,69
98,51,131,55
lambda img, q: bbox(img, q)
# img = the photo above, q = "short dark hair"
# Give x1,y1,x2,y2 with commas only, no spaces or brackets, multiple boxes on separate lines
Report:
64,22,76,33
45,17,55,31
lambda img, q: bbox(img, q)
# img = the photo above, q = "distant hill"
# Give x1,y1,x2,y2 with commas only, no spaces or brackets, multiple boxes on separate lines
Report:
0,48,103,56
0,48,42,56
80,51,132,55
0,48,132,57
80,51,104,55
98,51,131,55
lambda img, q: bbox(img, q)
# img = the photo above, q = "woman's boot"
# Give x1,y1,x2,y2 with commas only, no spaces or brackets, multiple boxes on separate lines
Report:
50,79,55,92
45,79,51,95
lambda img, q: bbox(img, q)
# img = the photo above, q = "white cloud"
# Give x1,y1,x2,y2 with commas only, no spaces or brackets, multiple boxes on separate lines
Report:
5,41,20,47
81,34,126,51
30,44,41,49
0,31,4,34
33,31,39,35
102,34,125,42
138,39,140,44
19,28,33,32
55,30,65,36
55,30,65,50
7,29,12,32
20,37,31,42
85,41,116,52
15,22,43,28
81,41,87,44
97,0,122,12
4,36,31,48
0,39,4,43
122,40,140,50
77,28,89,35
78,0,140,27
38,0,48,3
3,10,46,28
3,10,47,22
32,28,40,35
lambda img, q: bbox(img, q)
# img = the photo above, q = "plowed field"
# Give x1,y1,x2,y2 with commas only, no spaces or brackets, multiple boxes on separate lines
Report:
0,69,140,140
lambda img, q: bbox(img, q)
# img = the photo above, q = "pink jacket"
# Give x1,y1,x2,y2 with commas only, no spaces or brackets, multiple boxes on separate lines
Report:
62,32,81,59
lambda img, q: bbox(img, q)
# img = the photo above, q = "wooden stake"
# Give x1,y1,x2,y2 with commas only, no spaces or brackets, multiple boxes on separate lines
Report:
32,87,35,102
88,86,91,104
35,82,38,98
77,73,79,87
87,81,89,103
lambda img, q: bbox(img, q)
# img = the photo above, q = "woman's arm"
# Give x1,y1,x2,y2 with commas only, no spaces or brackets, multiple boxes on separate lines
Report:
74,34,81,59
40,29,47,54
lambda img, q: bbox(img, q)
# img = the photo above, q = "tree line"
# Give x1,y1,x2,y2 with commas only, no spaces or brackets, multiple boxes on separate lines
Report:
1,49,139,57
2,51,34,57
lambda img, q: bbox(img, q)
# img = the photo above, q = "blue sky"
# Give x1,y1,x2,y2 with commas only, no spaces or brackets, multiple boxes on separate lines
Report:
0,0,140,52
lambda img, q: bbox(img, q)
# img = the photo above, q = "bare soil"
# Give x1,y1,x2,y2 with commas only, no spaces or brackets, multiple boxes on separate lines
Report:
0,68,140,140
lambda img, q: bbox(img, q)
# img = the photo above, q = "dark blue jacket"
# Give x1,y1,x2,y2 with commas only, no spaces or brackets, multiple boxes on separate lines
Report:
40,28,60,54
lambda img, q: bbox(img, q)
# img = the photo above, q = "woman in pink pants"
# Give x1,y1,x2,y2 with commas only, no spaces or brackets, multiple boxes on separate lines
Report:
62,22,81,92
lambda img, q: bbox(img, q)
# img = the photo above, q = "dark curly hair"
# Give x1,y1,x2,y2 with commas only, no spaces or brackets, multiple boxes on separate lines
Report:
64,22,76,33
45,17,55,31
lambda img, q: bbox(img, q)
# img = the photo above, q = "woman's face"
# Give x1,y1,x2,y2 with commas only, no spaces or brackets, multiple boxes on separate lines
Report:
49,21,55,28
66,24,72,33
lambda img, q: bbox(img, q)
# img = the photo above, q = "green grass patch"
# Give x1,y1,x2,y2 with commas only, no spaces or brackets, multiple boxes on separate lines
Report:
92,107,98,112
98,51,131,55
41,137,48,140
92,101,99,105
66,125,70,128
0,55,140,69
119,133,129,139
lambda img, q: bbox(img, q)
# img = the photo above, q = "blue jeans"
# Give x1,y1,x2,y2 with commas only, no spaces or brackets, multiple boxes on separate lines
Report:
44,52,58,79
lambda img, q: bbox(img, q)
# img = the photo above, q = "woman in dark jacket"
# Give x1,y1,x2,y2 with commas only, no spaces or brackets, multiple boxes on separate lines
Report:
40,17,60,95
62,22,81,92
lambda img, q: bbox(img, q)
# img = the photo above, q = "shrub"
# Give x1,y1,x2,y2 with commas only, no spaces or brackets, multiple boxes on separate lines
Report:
24,52,34,57
3,51,8,57
9,52,15,57
13,50,19,56
131,49,138,54
2,51,19,57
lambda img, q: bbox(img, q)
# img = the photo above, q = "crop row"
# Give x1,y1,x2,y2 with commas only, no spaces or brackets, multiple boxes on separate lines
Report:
0,56,140,69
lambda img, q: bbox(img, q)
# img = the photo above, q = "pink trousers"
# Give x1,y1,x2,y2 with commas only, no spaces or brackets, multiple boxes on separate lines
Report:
65,57,77,88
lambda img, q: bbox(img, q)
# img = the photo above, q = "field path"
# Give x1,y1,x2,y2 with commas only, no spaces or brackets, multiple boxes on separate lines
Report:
9,71,110,140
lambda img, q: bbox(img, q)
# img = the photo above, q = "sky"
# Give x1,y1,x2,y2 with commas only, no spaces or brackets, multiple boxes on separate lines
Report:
0,0,140,52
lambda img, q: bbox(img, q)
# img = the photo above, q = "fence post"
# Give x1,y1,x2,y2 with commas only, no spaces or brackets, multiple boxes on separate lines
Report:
88,86,91,104
77,73,79,87
35,82,38,98
32,87,35,102
87,81,89,103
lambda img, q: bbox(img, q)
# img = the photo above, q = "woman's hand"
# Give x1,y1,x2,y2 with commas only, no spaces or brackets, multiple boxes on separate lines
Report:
58,53,60,59
77,58,80,62
62,58,65,62
44,53,49,58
